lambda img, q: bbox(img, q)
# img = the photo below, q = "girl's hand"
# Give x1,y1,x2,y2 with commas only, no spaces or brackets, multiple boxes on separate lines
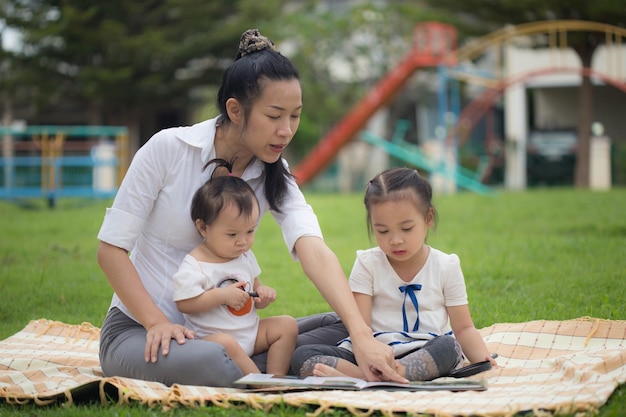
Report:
487,353,499,367
144,321,195,363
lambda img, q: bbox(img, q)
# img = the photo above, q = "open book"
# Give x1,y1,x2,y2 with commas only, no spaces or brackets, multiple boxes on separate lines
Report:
234,373,487,392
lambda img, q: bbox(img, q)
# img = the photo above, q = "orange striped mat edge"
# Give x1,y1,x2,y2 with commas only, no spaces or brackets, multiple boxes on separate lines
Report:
1,317,624,416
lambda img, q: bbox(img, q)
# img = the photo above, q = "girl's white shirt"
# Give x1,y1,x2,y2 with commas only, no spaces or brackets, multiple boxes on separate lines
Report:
173,251,262,355
97,117,322,324
349,246,468,336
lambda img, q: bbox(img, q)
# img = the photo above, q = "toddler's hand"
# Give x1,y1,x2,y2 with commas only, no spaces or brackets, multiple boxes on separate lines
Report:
252,285,276,308
222,281,250,310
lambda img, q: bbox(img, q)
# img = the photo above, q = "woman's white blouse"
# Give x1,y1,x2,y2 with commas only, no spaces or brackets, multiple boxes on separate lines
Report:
97,117,323,324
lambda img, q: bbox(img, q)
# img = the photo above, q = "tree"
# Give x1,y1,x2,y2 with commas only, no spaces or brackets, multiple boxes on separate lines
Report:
1,0,286,150
2,0,436,160
1,3,45,126
421,0,626,187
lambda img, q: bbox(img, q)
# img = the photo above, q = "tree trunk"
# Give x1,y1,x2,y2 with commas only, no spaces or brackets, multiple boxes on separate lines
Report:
573,44,597,188
110,108,141,157
2,95,15,190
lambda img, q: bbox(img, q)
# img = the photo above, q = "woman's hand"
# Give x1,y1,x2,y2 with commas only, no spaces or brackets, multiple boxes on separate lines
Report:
294,237,407,383
98,242,196,362
351,330,408,383
144,321,195,363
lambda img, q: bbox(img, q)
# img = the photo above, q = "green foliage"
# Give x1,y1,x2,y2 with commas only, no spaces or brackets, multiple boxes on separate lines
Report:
421,0,626,39
273,1,430,160
2,0,433,159
0,0,288,124
0,188,625,416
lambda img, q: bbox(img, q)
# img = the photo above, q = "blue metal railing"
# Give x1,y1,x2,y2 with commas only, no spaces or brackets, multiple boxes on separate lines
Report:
0,154,119,200
1,125,128,206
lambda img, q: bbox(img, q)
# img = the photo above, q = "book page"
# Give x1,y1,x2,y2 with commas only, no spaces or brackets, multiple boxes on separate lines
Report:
234,374,487,391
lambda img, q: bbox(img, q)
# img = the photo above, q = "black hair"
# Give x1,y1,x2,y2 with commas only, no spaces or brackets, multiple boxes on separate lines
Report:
191,159,259,229
364,167,437,237
215,29,300,213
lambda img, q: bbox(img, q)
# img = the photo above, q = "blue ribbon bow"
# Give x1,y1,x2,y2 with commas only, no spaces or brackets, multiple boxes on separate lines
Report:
399,284,422,332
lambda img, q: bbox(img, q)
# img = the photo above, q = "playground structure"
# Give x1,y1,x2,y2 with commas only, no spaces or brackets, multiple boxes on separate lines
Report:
0,125,129,207
292,20,626,191
1,21,625,201
361,124,493,195
292,22,462,188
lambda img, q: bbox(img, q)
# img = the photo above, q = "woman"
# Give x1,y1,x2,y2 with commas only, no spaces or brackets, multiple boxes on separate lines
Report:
97,29,404,387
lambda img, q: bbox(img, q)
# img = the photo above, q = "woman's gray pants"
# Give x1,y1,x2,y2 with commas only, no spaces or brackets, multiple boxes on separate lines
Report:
99,307,347,387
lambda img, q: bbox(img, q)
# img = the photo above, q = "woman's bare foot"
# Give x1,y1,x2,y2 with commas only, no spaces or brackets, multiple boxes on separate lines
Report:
312,363,347,377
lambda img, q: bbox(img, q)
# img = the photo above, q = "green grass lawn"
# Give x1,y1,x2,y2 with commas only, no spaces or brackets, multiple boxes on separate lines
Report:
0,188,624,416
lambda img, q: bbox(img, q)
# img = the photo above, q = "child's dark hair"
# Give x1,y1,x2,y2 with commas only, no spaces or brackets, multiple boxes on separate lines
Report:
364,167,437,236
215,28,300,213
192,159,259,228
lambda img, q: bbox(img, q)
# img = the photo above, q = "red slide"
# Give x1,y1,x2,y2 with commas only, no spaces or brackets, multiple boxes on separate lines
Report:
292,22,458,186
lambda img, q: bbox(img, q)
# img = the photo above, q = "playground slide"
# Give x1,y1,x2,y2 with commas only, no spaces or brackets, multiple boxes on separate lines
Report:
292,23,456,186
360,130,492,195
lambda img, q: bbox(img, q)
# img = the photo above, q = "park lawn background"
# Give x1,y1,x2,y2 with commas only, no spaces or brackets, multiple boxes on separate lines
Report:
0,188,624,416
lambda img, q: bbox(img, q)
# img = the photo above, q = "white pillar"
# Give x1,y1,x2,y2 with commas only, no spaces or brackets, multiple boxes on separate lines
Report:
92,140,117,193
337,109,389,192
589,135,611,190
504,84,527,190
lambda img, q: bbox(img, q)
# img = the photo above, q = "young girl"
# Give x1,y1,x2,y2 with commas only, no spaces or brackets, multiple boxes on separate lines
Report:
292,167,497,381
97,28,402,387
173,159,297,376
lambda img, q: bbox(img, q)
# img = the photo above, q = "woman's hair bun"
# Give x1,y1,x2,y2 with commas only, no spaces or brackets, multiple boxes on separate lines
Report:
237,29,275,58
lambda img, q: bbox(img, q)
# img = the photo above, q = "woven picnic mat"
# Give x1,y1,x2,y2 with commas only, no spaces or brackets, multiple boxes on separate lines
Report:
1,317,625,416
